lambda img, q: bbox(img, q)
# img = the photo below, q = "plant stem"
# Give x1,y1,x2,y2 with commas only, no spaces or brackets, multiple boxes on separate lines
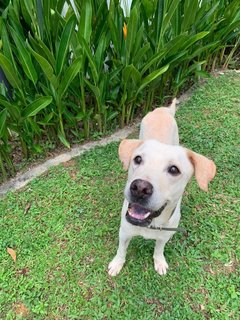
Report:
0,153,7,180
80,78,89,138
19,134,28,158
57,99,66,138
126,102,133,125
145,90,154,113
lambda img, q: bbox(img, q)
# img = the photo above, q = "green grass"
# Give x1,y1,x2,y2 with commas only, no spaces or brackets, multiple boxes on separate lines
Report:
0,72,239,319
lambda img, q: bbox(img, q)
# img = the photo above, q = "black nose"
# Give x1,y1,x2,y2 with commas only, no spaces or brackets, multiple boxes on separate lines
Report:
130,179,153,200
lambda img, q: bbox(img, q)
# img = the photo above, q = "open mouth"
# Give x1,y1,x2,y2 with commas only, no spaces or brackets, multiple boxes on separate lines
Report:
126,202,167,227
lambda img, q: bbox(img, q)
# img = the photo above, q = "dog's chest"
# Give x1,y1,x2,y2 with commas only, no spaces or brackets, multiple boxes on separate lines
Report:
136,226,175,240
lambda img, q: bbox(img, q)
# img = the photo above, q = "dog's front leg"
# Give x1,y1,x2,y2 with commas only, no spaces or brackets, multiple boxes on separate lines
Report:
108,227,131,276
153,239,169,275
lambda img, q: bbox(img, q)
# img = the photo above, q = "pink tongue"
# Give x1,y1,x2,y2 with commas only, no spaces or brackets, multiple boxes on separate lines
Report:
128,204,150,220
129,211,145,220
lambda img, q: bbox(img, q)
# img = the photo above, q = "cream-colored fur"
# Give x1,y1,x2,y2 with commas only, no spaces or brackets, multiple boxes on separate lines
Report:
108,99,216,276
139,98,179,145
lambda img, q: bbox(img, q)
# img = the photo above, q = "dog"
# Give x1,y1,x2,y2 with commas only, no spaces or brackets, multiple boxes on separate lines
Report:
108,99,216,276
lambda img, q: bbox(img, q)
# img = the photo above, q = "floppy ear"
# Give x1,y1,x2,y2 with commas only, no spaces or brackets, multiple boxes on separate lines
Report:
187,150,216,192
118,139,143,170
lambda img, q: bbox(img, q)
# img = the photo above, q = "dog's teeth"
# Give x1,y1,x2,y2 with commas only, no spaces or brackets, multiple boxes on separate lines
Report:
144,212,151,218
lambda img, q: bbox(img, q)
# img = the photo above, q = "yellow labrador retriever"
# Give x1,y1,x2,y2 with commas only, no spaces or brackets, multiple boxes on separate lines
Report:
108,99,216,276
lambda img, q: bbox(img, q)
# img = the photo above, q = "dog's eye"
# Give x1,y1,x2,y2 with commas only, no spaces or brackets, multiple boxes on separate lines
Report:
168,165,181,176
134,155,142,165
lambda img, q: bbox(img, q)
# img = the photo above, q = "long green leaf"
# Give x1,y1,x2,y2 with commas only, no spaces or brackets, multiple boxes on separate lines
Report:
154,0,164,49
1,22,18,73
188,42,220,59
20,0,32,27
58,58,82,100
8,2,23,35
108,16,120,54
133,43,150,66
42,0,50,39
22,96,52,118
58,131,70,149
78,1,92,43
56,14,76,75
0,95,21,120
80,36,99,84
0,109,7,138
122,64,141,85
141,50,166,76
84,79,101,101
137,64,169,95
0,95,13,109
10,27,38,84
0,54,22,89
28,45,58,88
159,0,181,47
95,33,108,72
183,32,210,51
126,5,139,63
131,24,145,59
182,0,198,32
196,2,219,29
35,0,44,39
29,34,55,67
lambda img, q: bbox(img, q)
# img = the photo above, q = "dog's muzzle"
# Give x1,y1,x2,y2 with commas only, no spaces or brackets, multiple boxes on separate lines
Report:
126,202,167,227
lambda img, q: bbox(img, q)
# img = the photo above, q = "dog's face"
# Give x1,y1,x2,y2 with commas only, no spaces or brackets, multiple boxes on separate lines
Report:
119,139,216,227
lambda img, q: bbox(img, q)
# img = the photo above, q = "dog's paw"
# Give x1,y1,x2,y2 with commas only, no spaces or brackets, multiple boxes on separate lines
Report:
154,258,169,275
108,257,124,276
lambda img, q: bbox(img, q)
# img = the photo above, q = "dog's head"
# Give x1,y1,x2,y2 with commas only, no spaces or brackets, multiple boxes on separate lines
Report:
119,139,216,226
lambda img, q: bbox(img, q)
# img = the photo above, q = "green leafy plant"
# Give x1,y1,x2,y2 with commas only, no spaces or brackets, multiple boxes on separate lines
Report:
0,0,239,180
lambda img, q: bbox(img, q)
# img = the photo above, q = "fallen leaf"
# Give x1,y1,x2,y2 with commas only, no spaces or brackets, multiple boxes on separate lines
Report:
14,302,29,316
24,202,32,214
7,248,16,262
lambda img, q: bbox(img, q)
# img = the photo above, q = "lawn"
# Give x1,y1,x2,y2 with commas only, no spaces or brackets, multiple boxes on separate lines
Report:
0,72,239,319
